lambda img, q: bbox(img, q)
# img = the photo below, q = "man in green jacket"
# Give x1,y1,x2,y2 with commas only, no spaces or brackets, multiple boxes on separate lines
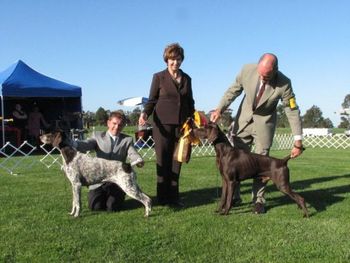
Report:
211,53,303,214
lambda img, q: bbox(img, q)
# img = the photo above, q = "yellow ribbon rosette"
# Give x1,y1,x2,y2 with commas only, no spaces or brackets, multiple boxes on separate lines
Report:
174,111,208,163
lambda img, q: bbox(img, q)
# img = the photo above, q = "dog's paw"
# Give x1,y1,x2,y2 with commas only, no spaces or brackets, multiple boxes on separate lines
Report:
70,206,80,217
303,212,309,218
219,209,230,216
69,211,80,217
144,206,152,217
144,210,150,217
215,207,224,213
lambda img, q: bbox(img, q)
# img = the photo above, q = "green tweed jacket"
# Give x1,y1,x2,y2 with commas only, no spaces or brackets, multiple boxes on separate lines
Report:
217,63,302,148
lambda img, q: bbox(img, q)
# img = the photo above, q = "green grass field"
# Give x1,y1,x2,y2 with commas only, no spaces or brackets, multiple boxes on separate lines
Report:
1,148,350,262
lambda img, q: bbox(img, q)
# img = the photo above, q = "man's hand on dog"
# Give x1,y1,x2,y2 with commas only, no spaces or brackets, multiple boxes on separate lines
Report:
210,109,221,123
291,140,304,158
136,161,144,168
131,158,145,168
210,108,304,160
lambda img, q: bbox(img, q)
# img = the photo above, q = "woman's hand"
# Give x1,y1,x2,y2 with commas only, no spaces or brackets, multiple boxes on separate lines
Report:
138,112,148,126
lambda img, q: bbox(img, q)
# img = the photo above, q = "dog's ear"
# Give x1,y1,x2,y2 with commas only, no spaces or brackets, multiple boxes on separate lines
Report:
52,132,63,148
207,124,219,143
192,126,207,139
208,121,217,128
54,128,64,133
122,163,132,173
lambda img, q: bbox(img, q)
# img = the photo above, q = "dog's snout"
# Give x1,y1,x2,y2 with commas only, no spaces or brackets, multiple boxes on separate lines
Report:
40,134,49,143
193,127,209,139
40,133,56,145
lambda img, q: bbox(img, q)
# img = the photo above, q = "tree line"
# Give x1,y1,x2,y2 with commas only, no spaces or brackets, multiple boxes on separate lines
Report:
82,94,350,130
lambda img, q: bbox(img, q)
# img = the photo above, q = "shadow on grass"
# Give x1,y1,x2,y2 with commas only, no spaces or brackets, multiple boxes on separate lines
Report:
101,173,350,216
182,186,220,207
185,173,350,215
264,173,350,214
119,186,220,213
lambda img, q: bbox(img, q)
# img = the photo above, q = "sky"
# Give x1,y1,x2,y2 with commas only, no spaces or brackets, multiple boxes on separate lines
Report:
1,0,349,126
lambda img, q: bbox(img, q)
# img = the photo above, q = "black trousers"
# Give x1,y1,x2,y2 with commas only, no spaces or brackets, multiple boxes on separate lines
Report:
88,182,126,212
152,122,182,203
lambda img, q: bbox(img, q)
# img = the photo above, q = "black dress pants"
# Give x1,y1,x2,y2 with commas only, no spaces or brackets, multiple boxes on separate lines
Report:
152,122,182,203
88,182,126,212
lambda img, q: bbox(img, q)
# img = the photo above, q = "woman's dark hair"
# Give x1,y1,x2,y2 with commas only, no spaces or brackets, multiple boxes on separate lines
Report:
163,43,184,62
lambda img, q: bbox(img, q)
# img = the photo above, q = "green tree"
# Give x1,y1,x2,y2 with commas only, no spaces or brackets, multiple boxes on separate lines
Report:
302,105,333,128
338,116,349,129
128,107,142,126
95,107,108,126
82,111,96,128
341,94,350,109
339,94,350,128
322,118,334,128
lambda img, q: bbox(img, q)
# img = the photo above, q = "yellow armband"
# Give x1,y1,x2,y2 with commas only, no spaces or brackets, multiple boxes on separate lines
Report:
289,97,298,110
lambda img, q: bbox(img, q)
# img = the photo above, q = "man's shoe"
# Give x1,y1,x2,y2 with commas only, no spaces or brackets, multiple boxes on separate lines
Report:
157,198,168,206
253,202,265,214
232,198,242,206
169,200,185,208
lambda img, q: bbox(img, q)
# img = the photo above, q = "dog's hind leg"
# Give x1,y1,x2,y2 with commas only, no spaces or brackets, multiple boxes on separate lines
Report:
272,170,309,218
124,186,152,217
111,177,152,217
70,182,82,217
281,186,309,218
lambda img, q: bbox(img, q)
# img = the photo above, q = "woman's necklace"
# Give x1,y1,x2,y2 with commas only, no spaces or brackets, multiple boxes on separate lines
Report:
170,71,181,84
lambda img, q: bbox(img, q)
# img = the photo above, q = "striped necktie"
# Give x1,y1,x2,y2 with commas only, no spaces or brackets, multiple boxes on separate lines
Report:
254,82,266,109
110,136,118,150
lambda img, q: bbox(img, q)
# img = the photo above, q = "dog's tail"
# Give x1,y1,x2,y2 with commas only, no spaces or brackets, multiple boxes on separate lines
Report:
283,147,305,163
283,155,292,163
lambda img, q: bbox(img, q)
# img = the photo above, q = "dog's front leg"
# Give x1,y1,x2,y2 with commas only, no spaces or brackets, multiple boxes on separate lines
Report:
70,181,82,217
217,177,227,214
222,180,235,215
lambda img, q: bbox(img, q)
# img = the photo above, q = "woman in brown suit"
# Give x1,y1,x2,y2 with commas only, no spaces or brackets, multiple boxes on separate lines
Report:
139,43,195,207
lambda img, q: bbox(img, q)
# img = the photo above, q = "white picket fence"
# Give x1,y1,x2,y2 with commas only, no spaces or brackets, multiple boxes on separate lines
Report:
1,134,350,175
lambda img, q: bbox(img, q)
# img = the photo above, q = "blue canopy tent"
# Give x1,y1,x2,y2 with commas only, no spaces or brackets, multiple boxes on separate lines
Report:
0,60,82,146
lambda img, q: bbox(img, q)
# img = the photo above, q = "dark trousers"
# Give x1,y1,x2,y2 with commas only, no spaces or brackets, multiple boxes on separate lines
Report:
231,123,270,204
88,182,126,212
152,122,182,204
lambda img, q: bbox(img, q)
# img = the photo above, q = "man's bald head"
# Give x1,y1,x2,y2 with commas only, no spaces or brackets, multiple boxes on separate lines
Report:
257,53,278,83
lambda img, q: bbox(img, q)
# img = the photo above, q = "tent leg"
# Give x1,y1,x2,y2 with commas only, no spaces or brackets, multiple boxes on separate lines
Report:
1,95,4,146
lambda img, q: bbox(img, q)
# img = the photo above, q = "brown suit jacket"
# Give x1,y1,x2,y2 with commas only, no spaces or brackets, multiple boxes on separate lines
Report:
143,69,195,125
